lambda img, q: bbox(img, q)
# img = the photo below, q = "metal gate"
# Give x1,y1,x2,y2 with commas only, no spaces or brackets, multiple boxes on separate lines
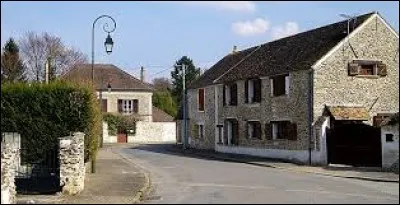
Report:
15,142,61,194
327,121,382,167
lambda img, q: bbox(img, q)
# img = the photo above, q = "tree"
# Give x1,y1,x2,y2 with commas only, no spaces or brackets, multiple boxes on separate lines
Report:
19,31,88,82
1,38,26,83
171,56,200,104
152,77,172,91
152,91,177,118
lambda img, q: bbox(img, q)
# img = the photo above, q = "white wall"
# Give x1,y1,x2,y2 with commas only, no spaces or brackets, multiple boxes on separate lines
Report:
381,123,399,170
102,122,117,143
215,145,326,165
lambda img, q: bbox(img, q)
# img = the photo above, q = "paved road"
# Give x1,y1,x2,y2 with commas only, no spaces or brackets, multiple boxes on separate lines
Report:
120,144,399,204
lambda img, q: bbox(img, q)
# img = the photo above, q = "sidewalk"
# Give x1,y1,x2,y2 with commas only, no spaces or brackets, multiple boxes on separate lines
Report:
167,145,399,183
59,145,149,204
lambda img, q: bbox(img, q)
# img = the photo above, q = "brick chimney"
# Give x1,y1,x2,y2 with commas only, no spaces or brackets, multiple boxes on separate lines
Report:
140,66,145,82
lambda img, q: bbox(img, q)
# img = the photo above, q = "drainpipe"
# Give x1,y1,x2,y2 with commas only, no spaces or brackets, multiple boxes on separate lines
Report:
308,69,314,165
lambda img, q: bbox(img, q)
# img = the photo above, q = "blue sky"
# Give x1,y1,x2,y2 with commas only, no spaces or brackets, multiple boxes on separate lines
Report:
1,1,399,82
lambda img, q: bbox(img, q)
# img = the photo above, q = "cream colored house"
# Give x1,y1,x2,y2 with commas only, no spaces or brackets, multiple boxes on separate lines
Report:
62,64,176,144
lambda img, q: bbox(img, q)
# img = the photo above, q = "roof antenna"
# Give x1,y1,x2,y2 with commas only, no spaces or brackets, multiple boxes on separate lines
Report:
340,13,358,58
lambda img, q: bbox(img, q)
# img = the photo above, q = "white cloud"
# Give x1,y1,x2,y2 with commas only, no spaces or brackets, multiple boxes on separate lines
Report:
177,1,256,13
271,22,300,40
232,18,270,36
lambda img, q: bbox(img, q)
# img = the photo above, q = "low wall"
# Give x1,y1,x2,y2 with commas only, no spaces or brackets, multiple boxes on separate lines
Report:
59,132,85,195
381,124,399,172
128,121,176,144
215,144,326,165
1,133,20,204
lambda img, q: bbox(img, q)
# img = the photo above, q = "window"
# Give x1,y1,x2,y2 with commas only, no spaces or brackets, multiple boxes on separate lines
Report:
348,60,387,76
198,124,204,139
270,74,289,97
223,83,237,106
386,134,394,142
245,79,261,103
247,121,262,139
101,99,108,112
217,125,224,144
224,119,239,145
265,121,297,140
118,99,139,114
198,88,205,111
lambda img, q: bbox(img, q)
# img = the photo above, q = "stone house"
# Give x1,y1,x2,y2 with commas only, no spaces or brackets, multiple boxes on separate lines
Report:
62,64,176,144
184,11,399,166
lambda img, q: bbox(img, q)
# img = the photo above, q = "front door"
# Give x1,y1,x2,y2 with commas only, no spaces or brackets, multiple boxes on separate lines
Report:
117,128,127,143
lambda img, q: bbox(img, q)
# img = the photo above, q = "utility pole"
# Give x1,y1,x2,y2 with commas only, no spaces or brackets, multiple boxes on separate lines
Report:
45,58,50,84
182,64,188,149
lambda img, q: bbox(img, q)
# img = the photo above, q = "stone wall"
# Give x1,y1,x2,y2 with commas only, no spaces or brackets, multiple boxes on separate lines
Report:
187,86,216,150
381,123,399,173
59,132,85,195
218,70,311,151
313,14,399,124
1,133,20,204
98,91,153,122
127,121,176,144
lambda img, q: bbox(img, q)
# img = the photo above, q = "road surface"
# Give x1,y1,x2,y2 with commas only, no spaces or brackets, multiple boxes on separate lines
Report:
120,144,399,204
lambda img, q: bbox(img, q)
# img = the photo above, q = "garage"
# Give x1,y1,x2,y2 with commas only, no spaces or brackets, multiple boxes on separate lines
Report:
325,106,382,167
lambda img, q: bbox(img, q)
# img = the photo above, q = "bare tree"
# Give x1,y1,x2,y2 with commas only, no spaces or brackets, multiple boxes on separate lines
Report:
19,31,87,82
152,77,172,91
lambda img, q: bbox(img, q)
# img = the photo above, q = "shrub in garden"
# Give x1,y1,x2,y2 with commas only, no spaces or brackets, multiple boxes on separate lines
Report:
1,81,101,163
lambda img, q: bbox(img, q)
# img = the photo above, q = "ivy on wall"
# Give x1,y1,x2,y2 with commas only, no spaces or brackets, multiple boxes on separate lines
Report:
102,113,139,135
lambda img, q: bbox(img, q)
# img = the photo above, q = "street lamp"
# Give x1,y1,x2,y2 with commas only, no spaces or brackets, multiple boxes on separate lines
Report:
91,15,117,84
91,15,116,174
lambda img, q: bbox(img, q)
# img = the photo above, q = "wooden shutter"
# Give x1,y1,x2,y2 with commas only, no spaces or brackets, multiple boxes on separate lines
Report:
133,99,139,113
288,122,298,141
254,122,262,139
232,120,239,145
118,99,123,113
348,62,359,76
102,99,107,112
265,122,273,140
231,84,238,106
198,89,205,111
377,62,387,76
223,85,226,106
244,80,249,103
254,79,261,102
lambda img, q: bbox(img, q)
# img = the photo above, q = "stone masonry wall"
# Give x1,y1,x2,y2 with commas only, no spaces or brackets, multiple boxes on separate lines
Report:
1,133,20,204
59,132,85,195
187,86,216,150
313,14,399,124
218,70,311,151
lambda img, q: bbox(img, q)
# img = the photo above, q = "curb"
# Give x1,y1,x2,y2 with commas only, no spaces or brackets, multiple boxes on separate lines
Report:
172,148,399,183
111,148,152,203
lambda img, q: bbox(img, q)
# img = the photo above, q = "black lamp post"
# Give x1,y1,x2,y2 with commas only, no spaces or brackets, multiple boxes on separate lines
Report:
91,15,116,174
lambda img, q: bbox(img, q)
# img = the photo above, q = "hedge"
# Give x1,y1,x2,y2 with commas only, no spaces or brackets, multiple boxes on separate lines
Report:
1,81,101,163
103,113,138,135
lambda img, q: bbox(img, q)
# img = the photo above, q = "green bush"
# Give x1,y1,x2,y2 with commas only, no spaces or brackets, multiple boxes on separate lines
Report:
153,91,177,118
1,81,101,162
103,113,138,135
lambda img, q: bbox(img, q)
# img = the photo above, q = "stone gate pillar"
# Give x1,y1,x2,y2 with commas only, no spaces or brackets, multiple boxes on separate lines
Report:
59,132,85,195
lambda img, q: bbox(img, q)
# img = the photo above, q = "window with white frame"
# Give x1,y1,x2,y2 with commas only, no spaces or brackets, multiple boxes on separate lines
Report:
270,74,289,97
247,121,261,139
118,99,138,114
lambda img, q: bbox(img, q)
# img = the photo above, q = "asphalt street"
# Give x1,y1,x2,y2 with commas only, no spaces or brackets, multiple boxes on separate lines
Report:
120,144,399,204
